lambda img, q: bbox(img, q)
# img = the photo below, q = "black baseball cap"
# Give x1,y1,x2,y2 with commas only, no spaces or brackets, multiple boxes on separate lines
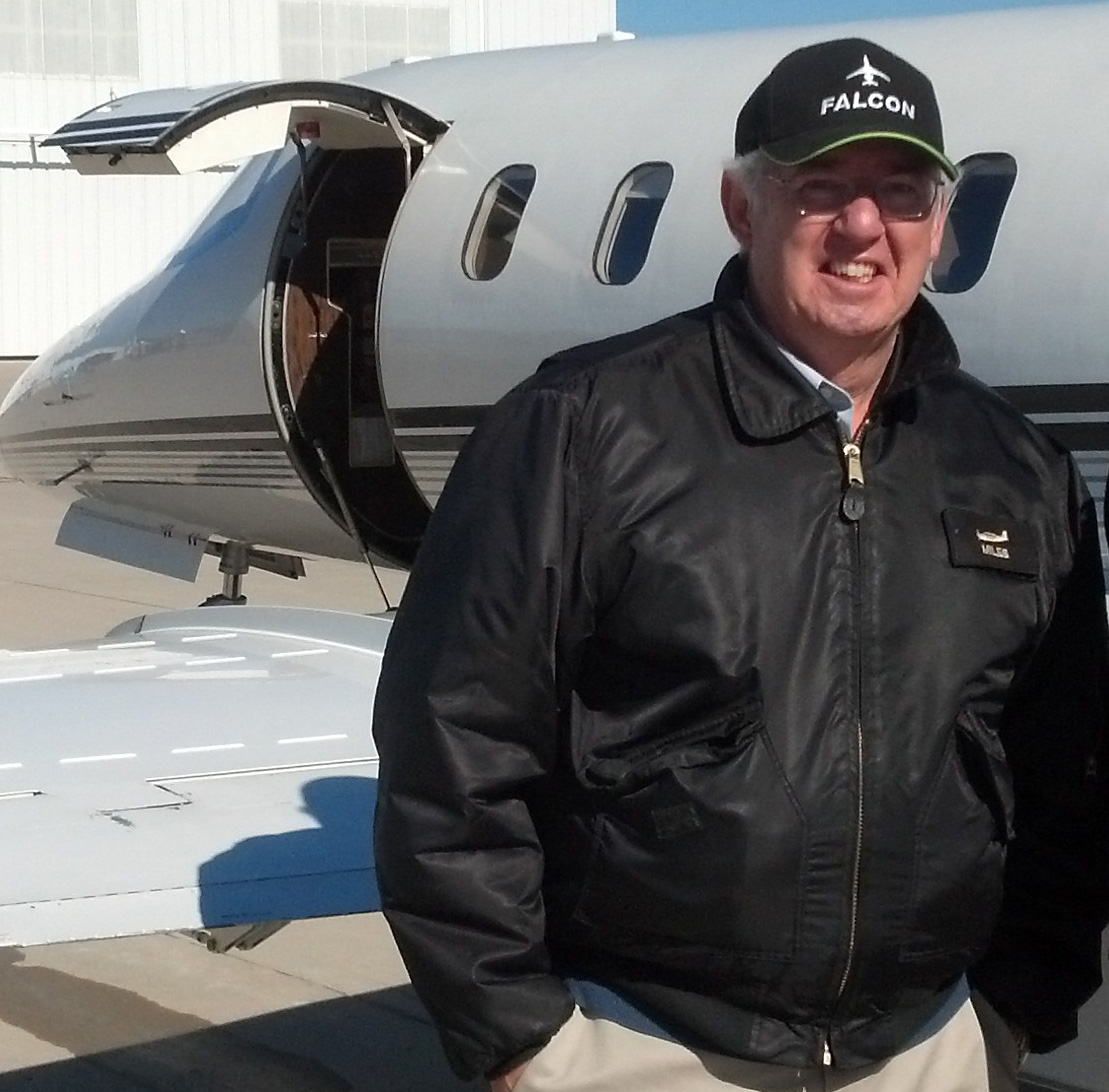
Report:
734,38,957,180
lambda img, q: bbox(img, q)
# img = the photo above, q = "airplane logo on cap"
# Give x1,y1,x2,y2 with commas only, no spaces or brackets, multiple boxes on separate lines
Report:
846,55,890,87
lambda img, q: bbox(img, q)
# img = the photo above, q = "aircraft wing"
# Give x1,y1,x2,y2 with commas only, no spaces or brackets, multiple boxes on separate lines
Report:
0,605,388,947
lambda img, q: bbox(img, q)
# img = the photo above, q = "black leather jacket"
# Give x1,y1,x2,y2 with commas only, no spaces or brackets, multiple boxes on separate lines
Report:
373,259,1109,1080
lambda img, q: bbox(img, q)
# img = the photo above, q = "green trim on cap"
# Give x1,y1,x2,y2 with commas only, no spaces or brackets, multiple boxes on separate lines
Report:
766,131,958,180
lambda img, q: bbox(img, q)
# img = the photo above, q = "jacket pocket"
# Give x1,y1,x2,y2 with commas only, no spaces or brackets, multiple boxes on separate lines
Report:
899,709,1013,968
572,703,808,961
581,697,763,794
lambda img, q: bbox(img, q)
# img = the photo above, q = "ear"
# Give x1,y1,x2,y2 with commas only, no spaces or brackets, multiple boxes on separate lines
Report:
721,171,755,249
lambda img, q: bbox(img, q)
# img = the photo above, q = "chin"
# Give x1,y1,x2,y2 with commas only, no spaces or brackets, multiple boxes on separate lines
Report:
818,301,906,340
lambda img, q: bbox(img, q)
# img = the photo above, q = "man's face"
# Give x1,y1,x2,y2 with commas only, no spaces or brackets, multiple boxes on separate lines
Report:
721,141,947,366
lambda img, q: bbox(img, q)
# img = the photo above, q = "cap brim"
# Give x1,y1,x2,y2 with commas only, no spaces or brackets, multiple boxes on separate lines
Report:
765,130,959,180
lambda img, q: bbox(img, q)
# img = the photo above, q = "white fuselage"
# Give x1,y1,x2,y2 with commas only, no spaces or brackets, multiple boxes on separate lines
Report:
2,5,1107,571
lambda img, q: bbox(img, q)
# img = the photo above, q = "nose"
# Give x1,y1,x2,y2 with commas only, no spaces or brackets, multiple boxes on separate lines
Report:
832,193,884,242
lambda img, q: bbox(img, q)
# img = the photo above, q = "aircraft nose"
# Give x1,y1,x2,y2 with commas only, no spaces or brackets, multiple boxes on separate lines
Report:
0,358,36,445
0,350,79,480
0,360,34,477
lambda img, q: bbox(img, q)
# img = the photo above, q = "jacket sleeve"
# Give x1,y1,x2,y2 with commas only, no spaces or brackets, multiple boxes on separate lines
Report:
969,457,1109,1052
372,382,586,1080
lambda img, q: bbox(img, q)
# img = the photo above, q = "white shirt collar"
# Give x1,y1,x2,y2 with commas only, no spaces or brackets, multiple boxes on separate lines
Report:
776,344,854,436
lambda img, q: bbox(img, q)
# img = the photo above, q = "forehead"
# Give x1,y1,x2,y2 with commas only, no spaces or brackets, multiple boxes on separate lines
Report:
791,139,935,176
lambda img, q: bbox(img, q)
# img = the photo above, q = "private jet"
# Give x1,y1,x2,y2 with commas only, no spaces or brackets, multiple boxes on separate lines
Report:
1,5,1108,1089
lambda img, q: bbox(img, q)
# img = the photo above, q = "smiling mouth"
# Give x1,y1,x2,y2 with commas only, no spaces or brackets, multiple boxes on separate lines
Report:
826,260,878,284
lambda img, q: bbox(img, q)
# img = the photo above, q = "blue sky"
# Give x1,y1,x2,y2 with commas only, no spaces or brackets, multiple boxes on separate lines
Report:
617,0,1087,34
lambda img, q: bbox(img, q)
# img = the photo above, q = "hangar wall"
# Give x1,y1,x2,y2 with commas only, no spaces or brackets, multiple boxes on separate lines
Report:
0,0,617,358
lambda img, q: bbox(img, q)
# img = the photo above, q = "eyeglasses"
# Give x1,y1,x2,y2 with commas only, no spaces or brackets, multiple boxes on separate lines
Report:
767,171,942,222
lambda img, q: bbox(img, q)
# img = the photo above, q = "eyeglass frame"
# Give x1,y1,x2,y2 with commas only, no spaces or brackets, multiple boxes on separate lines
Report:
764,169,946,223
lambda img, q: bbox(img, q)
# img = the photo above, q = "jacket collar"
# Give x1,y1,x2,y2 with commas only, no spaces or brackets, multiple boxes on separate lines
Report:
710,255,961,441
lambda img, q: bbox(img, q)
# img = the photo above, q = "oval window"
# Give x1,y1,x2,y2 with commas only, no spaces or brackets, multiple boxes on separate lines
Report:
462,164,537,281
928,152,1017,295
594,163,674,286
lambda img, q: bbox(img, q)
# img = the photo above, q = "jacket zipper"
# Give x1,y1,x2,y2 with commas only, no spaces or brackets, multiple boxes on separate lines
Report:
826,425,868,1067
841,439,865,521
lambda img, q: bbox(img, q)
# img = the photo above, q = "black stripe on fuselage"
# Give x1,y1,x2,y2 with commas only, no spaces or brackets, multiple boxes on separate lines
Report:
1034,423,1109,452
5,440,287,457
1,414,278,445
390,391,1109,457
993,383,1109,452
994,383,1109,415
397,435,469,452
391,405,490,430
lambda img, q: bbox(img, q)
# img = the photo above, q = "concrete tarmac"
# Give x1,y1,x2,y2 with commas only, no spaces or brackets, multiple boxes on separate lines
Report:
0,361,475,1091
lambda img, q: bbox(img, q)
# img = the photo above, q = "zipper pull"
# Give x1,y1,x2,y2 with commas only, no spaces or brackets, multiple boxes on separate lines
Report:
841,441,865,521
823,1037,833,1066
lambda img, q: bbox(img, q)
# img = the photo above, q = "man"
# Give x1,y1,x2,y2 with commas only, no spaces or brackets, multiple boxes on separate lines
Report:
373,37,1109,1092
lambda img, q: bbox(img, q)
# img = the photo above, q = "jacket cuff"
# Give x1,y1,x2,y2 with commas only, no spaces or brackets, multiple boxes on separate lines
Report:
443,990,576,1081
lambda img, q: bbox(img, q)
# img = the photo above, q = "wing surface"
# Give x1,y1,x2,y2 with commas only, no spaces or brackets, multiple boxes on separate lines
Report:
0,606,389,946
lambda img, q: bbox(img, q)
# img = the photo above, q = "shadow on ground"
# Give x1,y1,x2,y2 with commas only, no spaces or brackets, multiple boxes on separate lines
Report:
0,966,476,1092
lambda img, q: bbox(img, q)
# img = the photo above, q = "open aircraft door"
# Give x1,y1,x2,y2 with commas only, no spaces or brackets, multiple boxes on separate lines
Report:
41,79,446,175
40,81,448,570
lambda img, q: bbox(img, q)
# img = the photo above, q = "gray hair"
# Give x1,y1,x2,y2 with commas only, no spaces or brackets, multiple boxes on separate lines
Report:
722,149,771,216
724,149,771,190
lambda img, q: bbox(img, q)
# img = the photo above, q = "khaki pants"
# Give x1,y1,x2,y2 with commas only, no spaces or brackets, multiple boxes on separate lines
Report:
512,993,1021,1092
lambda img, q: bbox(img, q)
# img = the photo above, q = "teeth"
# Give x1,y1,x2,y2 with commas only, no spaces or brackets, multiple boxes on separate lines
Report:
829,261,877,283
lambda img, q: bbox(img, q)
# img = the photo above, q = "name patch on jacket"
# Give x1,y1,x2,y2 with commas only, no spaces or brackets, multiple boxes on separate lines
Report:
941,508,1038,576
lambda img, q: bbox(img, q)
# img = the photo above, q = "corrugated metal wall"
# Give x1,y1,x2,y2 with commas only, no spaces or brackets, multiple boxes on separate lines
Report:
0,0,617,357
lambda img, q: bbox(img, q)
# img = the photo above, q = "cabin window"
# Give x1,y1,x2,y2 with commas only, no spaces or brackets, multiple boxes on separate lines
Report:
928,152,1017,295
594,163,674,286
463,165,537,281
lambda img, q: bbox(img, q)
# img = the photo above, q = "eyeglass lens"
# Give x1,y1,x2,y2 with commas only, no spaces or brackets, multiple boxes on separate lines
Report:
785,175,938,220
